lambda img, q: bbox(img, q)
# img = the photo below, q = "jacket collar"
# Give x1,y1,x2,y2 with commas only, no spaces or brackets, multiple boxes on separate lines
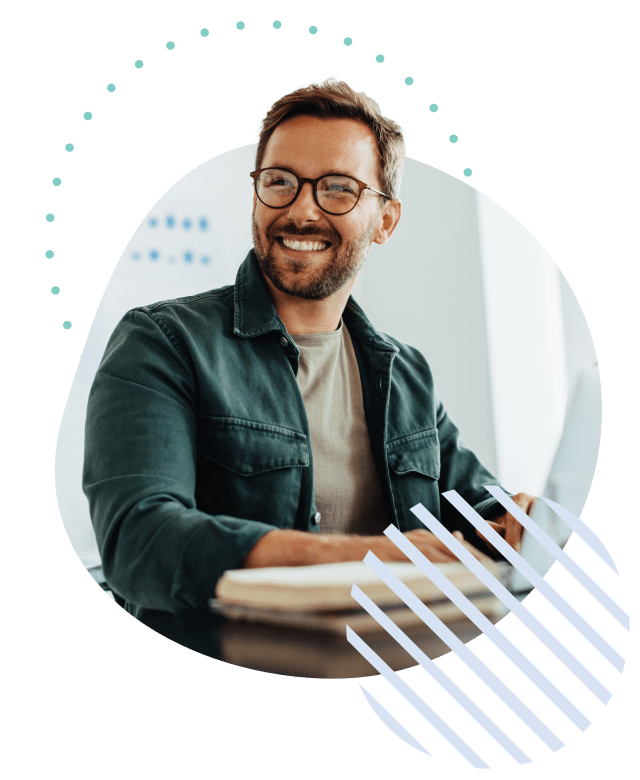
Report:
233,249,398,353
233,250,285,338
343,297,399,353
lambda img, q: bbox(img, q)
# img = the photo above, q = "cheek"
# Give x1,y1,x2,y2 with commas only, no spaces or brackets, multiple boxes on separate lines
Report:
253,207,273,235
341,216,370,243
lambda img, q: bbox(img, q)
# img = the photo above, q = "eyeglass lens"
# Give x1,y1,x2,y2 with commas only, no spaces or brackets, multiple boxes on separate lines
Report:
255,169,361,215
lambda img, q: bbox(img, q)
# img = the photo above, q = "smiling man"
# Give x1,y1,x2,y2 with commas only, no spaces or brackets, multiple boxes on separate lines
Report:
84,80,534,616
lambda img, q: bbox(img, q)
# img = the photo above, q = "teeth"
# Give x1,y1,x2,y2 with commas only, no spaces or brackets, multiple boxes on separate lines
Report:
282,238,328,252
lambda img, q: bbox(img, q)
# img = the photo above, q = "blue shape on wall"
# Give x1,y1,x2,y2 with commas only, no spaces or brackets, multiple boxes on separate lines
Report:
149,217,158,228
199,217,209,232
182,218,192,230
150,249,159,261
166,215,175,228
184,251,193,263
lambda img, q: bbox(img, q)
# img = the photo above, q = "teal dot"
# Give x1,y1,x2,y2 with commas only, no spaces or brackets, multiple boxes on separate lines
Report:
135,60,143,69
344,37,352,46
309,26,317,34
429,103,438,112
45,250,54,259
273,21,281,29
236,21,245,30
52,178,61,186
463,168,472,177
107,83,116,92
450,134,458,143
200,28,209,37
65,143,74,152
46,213,55,222
405,77,413,85
63,321,72,330
376,54,384,62
83,111,92,120
166,41,175,50
51,286,60,295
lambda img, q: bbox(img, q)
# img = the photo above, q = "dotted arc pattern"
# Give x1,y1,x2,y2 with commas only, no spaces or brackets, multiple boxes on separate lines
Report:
44,18,473,333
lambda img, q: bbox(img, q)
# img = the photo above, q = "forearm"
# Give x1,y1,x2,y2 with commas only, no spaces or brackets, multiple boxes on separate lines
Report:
242,529,377,568
241,528,478,568
243,528,360,569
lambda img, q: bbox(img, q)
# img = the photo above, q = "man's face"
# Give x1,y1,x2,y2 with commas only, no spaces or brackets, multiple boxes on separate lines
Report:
252,116,388,301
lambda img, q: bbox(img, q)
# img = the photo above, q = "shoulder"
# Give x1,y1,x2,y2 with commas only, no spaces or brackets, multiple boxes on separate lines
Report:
126,284,234,333
107,284,236,363
138,284,234,318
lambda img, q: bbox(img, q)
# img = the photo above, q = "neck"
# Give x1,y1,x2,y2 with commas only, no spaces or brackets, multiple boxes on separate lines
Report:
263,275,356,335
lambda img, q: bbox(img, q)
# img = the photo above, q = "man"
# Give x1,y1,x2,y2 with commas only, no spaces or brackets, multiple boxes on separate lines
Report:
84,79,535,617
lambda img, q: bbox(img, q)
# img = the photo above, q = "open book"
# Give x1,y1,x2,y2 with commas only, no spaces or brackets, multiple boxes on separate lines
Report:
210,560,507,634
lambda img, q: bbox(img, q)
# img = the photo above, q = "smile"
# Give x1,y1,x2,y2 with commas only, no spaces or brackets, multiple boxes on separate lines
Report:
279,237,329,252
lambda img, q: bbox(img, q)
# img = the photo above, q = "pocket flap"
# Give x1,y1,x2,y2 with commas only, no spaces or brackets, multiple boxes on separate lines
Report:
197,416,309,476
387,428,440,478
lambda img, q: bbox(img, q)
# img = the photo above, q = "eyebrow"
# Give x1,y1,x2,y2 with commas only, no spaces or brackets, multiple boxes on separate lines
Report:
265,163,358,179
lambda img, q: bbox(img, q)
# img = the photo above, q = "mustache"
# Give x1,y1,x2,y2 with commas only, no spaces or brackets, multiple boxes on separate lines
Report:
266,222,339,243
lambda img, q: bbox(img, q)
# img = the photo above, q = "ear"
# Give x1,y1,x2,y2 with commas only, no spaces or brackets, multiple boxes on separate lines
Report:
372,199,402,245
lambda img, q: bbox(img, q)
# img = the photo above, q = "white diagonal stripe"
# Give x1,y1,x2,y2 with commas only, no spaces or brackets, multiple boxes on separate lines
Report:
350,584,531,763
359,684,430,756
363,552,564,752
443,491,625,672
542,497,618,573
484,486,629,629
411,502,612,703
384,525,590,731
346,627,489,767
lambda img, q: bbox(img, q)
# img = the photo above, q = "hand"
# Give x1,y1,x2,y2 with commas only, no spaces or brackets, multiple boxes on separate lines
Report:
373,528,494,566
475,492,537,554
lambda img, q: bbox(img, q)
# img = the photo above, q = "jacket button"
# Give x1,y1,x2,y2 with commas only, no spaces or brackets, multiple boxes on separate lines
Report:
280,336,288,347
314,512,321,525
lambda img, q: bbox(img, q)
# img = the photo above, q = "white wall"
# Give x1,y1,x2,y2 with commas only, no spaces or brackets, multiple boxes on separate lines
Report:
477,194,598,497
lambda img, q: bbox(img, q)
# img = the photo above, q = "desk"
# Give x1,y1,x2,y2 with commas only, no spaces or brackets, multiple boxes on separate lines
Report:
89,565,508,678
136,606,490,678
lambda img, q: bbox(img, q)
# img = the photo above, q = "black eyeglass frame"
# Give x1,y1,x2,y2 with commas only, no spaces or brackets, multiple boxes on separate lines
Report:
250,167,391,216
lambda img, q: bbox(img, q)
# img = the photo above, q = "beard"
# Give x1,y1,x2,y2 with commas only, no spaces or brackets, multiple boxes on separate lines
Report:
251,212,377,301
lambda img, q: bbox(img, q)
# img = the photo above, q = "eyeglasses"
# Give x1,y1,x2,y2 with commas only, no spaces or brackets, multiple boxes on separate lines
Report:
250,167,391,216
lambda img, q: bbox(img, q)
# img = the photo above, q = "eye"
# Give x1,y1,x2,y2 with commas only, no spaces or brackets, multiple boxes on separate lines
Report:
261,170,297,189
319,176,359,200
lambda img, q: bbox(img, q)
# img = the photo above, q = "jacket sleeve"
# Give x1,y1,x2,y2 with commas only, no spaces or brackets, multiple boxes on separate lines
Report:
435,397,511,549
82,309,275,613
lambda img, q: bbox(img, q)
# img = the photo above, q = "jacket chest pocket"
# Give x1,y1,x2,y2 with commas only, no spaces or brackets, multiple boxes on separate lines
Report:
195,416,309,528
387,428,442,528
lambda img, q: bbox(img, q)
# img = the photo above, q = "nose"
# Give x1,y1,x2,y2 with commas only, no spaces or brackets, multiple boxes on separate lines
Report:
286,181,322,224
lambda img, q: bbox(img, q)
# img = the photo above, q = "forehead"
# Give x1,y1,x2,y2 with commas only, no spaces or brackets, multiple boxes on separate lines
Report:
261,115,381,184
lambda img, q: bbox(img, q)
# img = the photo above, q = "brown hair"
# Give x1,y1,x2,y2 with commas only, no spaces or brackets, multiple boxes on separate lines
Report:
256,79,405,199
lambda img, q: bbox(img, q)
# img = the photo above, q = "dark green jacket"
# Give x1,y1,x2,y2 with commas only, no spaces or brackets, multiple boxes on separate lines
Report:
84,250,505,616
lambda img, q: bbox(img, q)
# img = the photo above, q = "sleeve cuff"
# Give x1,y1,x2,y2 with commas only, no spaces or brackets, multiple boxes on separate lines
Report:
171,517,277,610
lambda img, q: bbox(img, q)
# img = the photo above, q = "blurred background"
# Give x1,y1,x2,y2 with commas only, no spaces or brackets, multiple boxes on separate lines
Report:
55,145,599,568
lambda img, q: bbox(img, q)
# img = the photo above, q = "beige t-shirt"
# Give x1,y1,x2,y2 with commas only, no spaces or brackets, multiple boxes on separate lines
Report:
291,321,391,535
